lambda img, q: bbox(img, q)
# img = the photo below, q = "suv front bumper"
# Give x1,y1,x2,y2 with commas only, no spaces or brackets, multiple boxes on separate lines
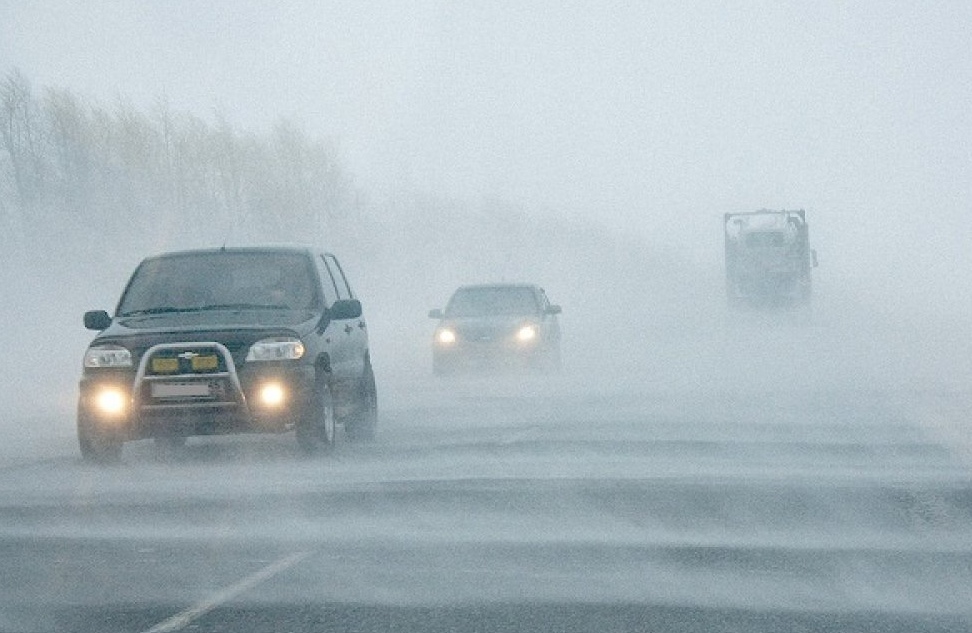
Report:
78,342,316,440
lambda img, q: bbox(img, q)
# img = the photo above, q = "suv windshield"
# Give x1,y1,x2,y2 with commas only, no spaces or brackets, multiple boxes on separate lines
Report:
445,287,539,317
117,251,320,316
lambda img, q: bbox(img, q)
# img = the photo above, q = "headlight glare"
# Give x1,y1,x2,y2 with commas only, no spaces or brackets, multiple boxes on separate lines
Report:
94,386,128,416
435,328,457,345
258,382,287,407
246,337,306,361
84,345,133,368
516,324,538,343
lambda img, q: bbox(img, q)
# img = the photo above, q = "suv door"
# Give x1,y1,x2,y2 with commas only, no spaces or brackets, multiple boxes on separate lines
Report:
323,253,368,375
314,254,361,382
537,287,561,342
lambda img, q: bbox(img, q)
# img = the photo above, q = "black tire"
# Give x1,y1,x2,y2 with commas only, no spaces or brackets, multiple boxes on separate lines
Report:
539,343,563,374
77,411,123,464
346,361,378,442
432,355,457,377
296,378,336,454
432,356,446,376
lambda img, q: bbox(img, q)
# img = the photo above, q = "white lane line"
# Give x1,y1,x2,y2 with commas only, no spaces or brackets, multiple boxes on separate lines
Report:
141,550,311,633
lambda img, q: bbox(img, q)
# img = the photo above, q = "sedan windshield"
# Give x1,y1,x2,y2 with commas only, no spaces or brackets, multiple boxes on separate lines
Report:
445,287,539,317
117,252,320,316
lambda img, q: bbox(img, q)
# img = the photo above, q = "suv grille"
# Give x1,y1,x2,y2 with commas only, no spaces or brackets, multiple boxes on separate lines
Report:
146,347,227,375
136,342,242,409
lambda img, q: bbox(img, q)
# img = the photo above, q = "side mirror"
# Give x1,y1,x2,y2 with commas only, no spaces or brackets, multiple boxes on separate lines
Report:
84,310,112,331
428,309,444,319
546,305,562,315
811,249,819,268
329,299,362,320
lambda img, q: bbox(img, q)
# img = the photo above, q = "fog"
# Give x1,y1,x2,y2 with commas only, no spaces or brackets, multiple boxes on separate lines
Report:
1,2,971,431
1,17,971,632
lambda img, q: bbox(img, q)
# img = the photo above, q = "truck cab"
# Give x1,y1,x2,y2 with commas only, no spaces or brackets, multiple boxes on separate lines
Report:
724,209,817,310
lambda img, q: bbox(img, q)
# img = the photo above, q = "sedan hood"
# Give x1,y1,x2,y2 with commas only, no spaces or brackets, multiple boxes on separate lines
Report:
439,315,536,340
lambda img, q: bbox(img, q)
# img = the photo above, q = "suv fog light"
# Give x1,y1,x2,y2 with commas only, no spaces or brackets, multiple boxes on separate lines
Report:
95,388,128,416
258,383,287,407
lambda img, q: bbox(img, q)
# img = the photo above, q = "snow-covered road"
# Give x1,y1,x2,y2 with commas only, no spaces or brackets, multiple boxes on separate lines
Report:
1,373,971,632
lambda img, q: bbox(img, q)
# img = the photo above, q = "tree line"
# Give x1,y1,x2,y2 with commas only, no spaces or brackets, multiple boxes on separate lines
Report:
3,69,364,264
0,67,673,325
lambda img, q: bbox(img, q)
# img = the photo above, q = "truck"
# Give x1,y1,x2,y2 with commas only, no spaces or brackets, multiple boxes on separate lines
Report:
724,209,817,310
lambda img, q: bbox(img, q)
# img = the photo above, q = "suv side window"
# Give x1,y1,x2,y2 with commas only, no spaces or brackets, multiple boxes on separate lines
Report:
324,254,353,300
315,255,339,307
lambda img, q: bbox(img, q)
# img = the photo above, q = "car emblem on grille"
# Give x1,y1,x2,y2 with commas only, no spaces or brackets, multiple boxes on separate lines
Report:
178,351,199,359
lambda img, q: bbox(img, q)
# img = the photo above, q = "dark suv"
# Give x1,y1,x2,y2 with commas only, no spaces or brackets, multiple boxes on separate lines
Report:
77,246,377,462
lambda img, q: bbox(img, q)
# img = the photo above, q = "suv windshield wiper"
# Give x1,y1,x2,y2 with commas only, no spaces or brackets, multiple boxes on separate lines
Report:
118,306,194,316
197,303,290,311
119,303,292,317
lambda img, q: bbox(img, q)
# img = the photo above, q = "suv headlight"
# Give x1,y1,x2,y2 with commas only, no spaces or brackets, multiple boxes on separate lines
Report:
84,345,133,368
246,337,306,361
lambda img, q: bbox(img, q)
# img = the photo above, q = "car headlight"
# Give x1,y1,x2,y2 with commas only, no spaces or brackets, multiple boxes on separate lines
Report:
435,328,457,345
516,324,538,343
84,345,133,368
245,337,306,361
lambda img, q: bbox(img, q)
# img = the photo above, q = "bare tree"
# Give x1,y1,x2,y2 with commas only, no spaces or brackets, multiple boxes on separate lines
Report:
0,69,45,216
0,68,358,258
45,87,93,209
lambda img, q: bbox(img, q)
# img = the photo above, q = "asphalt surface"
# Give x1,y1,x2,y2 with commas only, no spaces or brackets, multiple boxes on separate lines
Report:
1,373,971,633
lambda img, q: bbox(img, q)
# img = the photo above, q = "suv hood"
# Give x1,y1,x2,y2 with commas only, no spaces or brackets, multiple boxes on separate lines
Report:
110,308,320,333
90,314,319,368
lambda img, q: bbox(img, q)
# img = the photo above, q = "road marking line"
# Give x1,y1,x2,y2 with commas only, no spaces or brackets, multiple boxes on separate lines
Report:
141,550,311,633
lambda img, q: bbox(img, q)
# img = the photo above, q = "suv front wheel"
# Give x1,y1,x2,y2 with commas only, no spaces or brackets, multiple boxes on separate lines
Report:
77,410,123,464
345,361,378,442
296,377,336,454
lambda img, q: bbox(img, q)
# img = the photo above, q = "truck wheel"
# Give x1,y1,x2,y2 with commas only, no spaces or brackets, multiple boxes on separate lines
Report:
77,411,123,464
346,362,378,442
296,378,336,454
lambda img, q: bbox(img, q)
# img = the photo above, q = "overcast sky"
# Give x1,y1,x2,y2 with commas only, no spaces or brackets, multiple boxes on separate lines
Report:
3,1,971,313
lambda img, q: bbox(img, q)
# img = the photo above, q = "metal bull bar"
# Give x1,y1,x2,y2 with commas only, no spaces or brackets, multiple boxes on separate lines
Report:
134,342,246,413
